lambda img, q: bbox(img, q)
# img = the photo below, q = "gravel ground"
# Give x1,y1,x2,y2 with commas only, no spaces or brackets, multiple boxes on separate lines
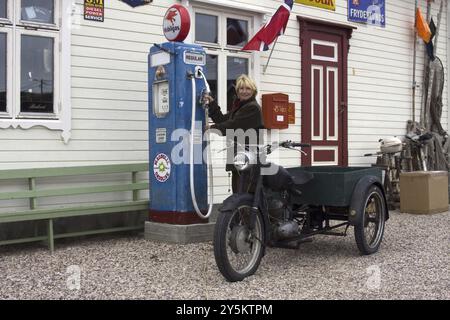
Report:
0,210,448,300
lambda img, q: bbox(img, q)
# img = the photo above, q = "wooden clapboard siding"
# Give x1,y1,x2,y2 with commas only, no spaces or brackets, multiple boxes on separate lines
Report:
266,0,448,169
0,0,448,206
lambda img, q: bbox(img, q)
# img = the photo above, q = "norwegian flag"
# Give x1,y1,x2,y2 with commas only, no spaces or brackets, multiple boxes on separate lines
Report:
242,0,293,51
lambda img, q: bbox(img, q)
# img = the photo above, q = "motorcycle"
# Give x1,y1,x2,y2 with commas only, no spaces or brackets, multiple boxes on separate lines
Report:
364,137,405,208
213,140,389,282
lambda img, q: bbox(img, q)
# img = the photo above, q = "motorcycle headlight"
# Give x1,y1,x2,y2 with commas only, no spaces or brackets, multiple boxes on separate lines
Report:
233,151,256,171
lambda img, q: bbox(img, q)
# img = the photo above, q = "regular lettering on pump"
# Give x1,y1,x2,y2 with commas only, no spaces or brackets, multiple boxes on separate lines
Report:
183,51,206,66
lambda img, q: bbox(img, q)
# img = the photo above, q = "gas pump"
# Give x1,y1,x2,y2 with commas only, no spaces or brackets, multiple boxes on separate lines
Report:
148,5,213,224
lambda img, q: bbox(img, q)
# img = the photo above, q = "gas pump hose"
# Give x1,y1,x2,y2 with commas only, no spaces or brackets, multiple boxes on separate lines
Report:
190,73,214,219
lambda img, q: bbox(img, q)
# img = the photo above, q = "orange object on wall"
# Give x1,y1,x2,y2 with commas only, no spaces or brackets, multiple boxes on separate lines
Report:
288,102,295,124
261,93,289,129
416,8,431,43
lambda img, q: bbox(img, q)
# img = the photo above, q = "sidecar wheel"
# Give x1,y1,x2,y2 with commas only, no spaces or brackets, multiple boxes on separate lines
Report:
354,185,386,255
213,205,264,282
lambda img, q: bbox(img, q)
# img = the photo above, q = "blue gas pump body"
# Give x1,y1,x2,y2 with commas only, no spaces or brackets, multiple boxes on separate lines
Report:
148,42,208,223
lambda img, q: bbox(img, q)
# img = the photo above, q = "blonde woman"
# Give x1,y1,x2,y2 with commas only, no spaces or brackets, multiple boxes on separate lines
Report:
204,74,264,193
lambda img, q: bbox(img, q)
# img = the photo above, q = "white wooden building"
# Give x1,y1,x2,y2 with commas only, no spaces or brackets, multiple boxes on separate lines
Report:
0,0,448,205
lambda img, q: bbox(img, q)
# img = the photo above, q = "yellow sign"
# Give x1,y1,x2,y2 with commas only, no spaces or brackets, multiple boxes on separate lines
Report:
295,0,336,11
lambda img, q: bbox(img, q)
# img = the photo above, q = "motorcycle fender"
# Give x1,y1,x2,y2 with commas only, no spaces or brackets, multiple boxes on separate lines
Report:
220,193,255,212
348,175,389,226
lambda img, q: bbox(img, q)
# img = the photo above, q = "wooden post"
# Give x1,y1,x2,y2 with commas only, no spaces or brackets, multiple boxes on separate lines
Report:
424,0,444,131
132,171,138,201
420,0,432,127
47,219,54,253
28,177,36,209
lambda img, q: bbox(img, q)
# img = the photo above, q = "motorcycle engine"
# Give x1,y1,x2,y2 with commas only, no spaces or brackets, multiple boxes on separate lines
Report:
268,198,284,219
268,198,300,240
272,221,300,240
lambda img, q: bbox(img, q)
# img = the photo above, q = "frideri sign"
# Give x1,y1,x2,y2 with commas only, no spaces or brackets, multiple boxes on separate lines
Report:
348,0,385,27
163,4,191,42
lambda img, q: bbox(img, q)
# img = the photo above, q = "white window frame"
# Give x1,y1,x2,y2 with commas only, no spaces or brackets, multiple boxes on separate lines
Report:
0,0,13,23
223,12,251,51
15,28,60,119
15,0,60,30
0,0,71,143
0,27,13,118
192,6,255,109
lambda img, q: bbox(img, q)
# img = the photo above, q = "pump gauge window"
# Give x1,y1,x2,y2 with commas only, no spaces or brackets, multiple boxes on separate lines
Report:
153,81,170,118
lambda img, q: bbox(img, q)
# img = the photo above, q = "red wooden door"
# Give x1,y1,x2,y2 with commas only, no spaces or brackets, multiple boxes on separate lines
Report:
298,18,354,166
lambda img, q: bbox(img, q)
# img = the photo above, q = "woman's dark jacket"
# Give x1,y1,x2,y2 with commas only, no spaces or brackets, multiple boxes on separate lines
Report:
208,97,264,171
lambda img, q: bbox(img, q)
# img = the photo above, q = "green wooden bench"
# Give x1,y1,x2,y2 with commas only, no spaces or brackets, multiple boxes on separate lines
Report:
0,163,149,252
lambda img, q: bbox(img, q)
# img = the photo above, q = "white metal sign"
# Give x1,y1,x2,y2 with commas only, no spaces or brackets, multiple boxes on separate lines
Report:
183,51,206,66
156,128,167,143
153,81,170,118
151,51,171,67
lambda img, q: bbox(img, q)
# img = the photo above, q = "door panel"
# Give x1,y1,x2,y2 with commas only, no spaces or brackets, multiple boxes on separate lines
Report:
299,19,353,167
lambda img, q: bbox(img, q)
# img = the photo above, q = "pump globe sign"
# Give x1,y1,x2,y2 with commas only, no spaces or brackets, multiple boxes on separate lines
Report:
163,4,191,42
348,0,385,27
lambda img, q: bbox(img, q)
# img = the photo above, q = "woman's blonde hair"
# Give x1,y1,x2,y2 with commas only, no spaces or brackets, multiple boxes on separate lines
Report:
235,74,258,97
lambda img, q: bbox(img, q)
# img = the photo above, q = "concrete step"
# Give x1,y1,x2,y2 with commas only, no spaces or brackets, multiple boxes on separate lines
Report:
144,205,220,244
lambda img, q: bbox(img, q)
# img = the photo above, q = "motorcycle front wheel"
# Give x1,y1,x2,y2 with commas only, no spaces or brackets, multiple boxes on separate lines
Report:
213,205,265,282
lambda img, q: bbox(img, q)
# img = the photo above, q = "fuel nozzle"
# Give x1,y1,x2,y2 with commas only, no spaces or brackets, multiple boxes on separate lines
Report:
194,66,211,108
194,66,203,79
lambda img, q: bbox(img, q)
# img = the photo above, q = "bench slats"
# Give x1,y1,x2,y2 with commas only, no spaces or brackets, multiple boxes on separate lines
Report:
0,163,150,252
0,163,149,180
0,182,149,200
0,200,149,223
0,226,143,247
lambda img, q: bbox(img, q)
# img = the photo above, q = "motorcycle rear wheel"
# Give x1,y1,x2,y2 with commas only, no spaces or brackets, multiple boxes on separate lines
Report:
213,205,264,282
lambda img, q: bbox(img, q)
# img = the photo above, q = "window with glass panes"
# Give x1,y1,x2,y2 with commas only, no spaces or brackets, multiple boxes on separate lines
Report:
194,9,253,111
0,0,59,118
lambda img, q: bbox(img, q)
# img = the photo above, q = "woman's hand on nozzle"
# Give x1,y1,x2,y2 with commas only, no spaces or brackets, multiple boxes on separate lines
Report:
203,93,214,105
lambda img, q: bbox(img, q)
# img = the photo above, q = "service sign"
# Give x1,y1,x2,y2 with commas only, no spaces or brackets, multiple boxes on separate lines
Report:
348,0,385,27
84,0,104,22
295,0,335,11
163,4,191,42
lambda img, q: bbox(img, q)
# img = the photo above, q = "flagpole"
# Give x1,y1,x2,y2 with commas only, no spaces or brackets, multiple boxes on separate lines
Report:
263,37,278,74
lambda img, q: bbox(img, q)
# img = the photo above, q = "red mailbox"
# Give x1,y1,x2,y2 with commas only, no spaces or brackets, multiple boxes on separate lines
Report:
261,93,289,129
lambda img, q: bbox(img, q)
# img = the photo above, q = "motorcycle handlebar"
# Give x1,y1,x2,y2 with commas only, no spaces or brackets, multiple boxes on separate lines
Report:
279,141,310,148
292,142,311,148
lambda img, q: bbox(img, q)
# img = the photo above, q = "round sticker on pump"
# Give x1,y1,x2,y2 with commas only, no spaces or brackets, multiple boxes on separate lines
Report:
153,153,171,182
163,4,190,42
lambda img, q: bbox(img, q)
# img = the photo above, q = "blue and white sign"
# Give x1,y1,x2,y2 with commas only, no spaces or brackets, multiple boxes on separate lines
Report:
348,0,385,27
